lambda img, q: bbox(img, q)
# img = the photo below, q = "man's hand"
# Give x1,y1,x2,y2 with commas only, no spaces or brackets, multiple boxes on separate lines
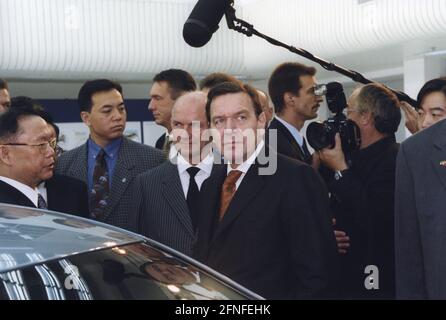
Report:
333,218,350,254
400,101,420,134
311,151,321,171
318,133,348,172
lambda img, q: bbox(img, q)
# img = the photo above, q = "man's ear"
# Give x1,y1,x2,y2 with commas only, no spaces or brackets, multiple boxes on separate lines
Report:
284,93,295,106
0,145,13,166
360,111,373,126
80,111,91,127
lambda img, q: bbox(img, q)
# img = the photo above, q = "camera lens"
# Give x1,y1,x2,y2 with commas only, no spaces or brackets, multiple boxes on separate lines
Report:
314,84,327,96
307,122,333,150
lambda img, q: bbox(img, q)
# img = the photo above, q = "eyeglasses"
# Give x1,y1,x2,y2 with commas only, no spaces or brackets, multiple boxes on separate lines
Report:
2,139,61,155
343,108,361,116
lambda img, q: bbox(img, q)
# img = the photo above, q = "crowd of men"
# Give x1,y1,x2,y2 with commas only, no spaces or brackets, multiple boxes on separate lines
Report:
0,66,445,300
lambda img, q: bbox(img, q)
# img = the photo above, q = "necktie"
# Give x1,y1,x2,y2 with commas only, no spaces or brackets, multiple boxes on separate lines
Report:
219,170,243,221
301,137,312,165
90,149,110,220
186,167,200,231
37,194,47,209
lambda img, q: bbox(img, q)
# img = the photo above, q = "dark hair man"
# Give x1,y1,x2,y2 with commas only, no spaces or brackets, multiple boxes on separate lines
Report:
55,79,164,229
199,72,241,94
267,62,323,165
394,79,446,299
149,69,196,151
0,107,89,217
195,81,339,299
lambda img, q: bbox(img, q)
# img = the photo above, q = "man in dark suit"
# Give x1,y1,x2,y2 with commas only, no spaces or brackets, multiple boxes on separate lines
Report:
395,118,446,299
55,79,164,229
148,69,196,151
131,92,214,256
318,83,402,299
195,82,339,299
0,107,89,217
266,62,324,165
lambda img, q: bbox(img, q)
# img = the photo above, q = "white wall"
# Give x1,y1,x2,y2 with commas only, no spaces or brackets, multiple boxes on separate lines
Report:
7,81,152,99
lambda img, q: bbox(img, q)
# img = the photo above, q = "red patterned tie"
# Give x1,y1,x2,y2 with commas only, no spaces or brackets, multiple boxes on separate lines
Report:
219,170,243,221
90,149,109,220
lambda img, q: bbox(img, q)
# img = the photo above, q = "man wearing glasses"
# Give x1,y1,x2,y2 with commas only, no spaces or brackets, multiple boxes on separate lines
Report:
0,106,89,217
317,84,402,299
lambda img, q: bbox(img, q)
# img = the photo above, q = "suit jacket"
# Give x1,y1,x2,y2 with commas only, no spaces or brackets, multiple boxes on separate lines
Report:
0,175,89,218
395,119,446,299
266,117,310,164
327,135,399,299
130,160,214,256
155,134,165,150
55,137,165,229
46,174,89,218
194,147,339,299
0,180,36,208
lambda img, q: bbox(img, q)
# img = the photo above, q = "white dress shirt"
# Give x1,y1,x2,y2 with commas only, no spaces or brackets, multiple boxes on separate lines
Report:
0,176,47,207
227,140,265,190
176,152,214,198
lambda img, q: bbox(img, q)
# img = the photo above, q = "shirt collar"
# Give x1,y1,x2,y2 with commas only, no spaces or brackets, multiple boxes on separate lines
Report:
227,140,265,175
275,115,304,146
175,147,214,175
88,137,122,158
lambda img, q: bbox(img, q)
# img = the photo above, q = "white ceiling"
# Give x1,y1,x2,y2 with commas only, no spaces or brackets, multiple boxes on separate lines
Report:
0,0,445,82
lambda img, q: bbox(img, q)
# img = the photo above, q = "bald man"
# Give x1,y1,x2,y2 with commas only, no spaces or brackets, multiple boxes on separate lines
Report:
131,92,214,256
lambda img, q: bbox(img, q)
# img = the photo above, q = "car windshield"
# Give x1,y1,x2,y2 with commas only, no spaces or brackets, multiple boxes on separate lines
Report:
0,242,250,300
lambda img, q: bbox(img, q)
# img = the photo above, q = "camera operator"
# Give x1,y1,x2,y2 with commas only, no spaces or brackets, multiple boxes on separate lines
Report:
317,83,401,299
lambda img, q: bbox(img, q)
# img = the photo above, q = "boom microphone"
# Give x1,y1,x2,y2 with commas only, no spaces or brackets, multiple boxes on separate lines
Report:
183,0,233,48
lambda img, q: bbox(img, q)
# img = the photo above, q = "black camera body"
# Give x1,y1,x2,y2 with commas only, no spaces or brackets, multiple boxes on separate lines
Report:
307,82,361,154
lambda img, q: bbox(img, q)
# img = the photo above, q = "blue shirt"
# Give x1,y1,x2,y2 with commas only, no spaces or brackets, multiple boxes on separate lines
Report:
274,116,304,147
87,138,122,193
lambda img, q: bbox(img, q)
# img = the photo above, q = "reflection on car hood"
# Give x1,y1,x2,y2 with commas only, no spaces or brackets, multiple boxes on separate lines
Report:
0,203,143,273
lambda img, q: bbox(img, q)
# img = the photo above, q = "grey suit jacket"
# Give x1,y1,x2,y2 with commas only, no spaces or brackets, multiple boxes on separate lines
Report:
130,160,214,257
395,119,446,299
55,138,164,230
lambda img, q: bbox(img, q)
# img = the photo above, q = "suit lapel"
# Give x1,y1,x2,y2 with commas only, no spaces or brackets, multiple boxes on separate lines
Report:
68,143,88,183
431,122,446,192
0,180,37,208
270,118,305,160
45,177,58,208
197,164,226,258
102,139,135,220
162,162,195,238
210,162,266,247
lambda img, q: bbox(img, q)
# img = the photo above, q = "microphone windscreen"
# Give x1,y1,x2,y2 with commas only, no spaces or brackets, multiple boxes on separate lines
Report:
183,0,232,48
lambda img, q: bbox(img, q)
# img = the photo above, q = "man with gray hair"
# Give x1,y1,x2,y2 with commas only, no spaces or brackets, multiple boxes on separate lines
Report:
318,83,402,299
131,91,214,256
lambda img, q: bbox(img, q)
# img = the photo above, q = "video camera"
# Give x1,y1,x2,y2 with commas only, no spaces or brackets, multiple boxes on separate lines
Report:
307,82,361,154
